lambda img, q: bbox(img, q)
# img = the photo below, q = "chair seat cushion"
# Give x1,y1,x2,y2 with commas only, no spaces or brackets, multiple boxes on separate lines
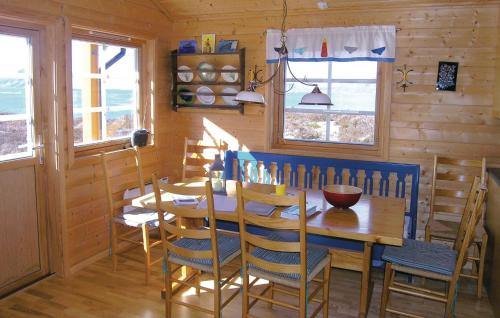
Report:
114,207,175,228
382,239,457,276
247,232,330,288
168,234,241,272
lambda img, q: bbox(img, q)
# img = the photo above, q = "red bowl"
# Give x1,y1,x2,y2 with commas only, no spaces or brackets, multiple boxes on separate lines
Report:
322,185,362,208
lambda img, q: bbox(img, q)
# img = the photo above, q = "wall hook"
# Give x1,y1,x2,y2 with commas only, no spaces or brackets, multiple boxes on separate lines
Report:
396,64,414,92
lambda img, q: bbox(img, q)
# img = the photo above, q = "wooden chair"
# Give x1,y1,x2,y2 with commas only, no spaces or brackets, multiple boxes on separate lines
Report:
425,156,488,297
101,147,174,285
182,137,228,181
381,176,487,318
152,175,241,318
236,182,331,318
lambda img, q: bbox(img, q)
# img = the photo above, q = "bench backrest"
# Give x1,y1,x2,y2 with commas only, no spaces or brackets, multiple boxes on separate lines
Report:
224,150,420,239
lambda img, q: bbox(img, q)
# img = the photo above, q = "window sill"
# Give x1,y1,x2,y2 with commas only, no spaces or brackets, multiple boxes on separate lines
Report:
270,139,387,162
74,138,132,158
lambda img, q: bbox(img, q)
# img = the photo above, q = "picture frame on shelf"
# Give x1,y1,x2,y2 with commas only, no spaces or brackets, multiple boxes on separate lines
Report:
436,61,458,91
179,40,197,54
202,34,216,53
217,40,238,53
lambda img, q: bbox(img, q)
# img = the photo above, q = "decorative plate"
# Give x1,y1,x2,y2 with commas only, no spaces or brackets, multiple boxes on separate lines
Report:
196,86,215,105
177,65,193,82
197,62,217,82
177,87,194,105
221,65,239,83
221,87,239,106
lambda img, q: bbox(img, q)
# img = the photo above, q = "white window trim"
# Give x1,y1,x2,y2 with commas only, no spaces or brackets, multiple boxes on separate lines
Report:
0,32,35,162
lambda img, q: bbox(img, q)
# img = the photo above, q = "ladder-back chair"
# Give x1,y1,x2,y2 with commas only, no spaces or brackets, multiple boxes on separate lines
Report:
182,137,228,181
381,176,487,317
236,182,331,318
152,176,241,318
101,147,174,284
425,156,487,297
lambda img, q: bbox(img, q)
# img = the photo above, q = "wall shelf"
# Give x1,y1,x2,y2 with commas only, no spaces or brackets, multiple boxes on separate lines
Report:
171,48,246,114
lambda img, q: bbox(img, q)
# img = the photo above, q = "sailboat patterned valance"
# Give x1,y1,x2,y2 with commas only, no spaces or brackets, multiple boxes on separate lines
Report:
266,25,396,63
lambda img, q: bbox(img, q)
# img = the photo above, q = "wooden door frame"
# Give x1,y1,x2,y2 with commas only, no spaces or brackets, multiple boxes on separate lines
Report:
0,10,70,281
0,24,50,297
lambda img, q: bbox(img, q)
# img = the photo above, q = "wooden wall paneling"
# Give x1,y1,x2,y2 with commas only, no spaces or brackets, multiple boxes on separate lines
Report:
162,0,500,20
166,3,500,244
495,3,500,118
3,0,500,274
0,0,173,274
65,147,160,268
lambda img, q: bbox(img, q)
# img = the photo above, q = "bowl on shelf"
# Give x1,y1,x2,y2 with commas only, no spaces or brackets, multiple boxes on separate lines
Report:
196,86,215,105
177,65,193,82
177,87,194,105
197,62,217,82
322,185,362,209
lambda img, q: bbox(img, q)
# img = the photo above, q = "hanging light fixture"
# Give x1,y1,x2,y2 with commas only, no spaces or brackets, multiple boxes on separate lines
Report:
234,66,265,105
235,0,332,106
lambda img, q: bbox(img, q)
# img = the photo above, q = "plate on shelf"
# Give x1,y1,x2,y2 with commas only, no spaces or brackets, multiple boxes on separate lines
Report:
221,65,239,83
177,65,193,82
197,62,217,82
221,87,239,106
177,87,194,105
196,86,215,105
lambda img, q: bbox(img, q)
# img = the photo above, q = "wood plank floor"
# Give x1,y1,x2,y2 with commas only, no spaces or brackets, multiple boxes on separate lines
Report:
0,247,495,318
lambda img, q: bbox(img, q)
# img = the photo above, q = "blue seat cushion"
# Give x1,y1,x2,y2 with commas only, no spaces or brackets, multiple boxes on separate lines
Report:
247,231,330,287
382,239,457,276
168,233,241,272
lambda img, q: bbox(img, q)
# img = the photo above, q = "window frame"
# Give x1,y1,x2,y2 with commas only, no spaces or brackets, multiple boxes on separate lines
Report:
0,25,41,163
270,61,391,160
68,27,155,159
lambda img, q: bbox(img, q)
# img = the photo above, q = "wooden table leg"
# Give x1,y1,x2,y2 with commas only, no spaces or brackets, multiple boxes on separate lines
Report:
359,242,373,318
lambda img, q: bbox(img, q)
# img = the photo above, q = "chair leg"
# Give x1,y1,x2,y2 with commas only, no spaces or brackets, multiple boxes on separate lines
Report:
322,265,331,318
299,283,307,318
268,282,274,308
380,262,392,318
214,280,222,318
111,222,119,271
165,262,172,318
195,270,201,295
142,224,151,285
478,233,488,299
242,272,249,318
445,280,459,318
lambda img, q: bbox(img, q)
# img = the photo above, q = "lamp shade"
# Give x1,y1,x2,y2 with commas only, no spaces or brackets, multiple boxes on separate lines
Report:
299,86,332,106
234,90,265,105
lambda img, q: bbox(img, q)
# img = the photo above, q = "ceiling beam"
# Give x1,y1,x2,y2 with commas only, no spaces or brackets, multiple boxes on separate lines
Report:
150,0,172,21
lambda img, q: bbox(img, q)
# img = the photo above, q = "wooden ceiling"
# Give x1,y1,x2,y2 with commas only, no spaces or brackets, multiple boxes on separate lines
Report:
153,0,500,20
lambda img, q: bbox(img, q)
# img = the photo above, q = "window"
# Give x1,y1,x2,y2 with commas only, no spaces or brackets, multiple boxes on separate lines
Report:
72,37,140,146
283,61,378,145
0,31,34,160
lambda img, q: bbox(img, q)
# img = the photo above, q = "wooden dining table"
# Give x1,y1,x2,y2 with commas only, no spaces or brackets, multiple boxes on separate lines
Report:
132,180,406,318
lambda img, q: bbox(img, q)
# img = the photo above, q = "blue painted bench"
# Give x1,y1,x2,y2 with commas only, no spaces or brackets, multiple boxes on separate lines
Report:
218,150,420,268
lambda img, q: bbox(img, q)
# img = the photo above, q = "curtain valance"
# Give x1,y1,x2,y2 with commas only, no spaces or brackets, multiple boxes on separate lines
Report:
266,25,396,63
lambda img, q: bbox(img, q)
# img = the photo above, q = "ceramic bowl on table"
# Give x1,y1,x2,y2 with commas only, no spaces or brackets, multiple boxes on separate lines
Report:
322,185,362,209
